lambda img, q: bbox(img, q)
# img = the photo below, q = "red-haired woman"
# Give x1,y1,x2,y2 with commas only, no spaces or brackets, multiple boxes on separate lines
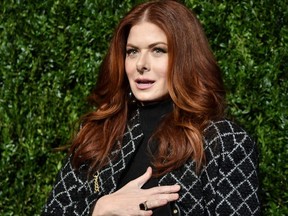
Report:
42,1,260,215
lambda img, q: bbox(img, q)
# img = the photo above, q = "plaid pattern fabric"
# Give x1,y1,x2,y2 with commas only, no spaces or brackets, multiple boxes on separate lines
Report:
159,120,260,215
42,110,260,215
41,158,97,215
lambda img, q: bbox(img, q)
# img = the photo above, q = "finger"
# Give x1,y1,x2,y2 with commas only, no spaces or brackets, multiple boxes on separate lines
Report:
145,194,179,210
134,167,152,188
140,210,153,216
155,192,179,202
145,199,168,209
149,184,181,194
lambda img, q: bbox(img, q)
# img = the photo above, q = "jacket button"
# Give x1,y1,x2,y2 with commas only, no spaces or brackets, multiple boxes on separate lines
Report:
170,202,180,216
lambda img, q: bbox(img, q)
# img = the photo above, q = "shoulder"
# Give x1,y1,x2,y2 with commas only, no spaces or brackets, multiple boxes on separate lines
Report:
204,119,250,137
203,119,257,157
201,119,259,183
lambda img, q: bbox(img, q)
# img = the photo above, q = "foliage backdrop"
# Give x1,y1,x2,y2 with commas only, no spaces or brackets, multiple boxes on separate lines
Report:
0,0,287,215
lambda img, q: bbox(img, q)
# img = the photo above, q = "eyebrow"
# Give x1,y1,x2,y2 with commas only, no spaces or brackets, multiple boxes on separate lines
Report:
126,42,167,49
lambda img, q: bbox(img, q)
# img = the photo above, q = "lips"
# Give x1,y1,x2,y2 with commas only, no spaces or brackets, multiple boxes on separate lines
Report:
135,78,155,90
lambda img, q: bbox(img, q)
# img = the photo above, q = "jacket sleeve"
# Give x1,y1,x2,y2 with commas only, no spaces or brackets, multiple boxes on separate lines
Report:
215,121,261,215
41,157,99,216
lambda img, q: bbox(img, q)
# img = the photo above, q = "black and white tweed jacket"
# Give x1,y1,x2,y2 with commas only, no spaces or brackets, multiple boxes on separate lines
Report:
42,110,260,215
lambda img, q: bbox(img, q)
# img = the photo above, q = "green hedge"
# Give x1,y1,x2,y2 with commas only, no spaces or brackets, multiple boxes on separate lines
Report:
0,0,287,215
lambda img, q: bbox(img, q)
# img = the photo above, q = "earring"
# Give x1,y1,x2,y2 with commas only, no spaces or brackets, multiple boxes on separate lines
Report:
128,91,136,104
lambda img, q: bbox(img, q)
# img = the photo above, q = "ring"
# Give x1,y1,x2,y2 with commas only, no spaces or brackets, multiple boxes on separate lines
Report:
139,201,148,210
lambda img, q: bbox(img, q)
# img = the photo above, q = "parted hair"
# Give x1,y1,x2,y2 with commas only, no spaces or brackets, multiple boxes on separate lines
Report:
70,0,226,176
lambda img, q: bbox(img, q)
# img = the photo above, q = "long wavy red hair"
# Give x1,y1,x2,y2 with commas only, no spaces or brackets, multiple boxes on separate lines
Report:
70,0,226,176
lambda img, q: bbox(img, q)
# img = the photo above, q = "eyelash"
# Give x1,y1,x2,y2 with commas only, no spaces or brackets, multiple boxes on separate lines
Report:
153,47,167,53
126,48,138,56
125,47,168,56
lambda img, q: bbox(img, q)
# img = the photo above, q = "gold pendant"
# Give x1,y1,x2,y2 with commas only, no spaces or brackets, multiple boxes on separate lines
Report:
94,171,100,192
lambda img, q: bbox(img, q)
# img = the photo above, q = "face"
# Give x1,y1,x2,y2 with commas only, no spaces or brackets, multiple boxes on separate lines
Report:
125,21,169,103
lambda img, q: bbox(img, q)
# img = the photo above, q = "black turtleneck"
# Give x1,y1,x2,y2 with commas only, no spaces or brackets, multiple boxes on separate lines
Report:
118,99,173,187
117,100,173,215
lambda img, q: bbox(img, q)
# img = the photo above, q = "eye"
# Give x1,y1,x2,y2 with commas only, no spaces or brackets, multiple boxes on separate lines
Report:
154,47,166,53
152,47,167,56
126,48,138,57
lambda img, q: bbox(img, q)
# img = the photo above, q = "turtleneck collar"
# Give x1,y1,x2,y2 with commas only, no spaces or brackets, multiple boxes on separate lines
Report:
139,99,173,134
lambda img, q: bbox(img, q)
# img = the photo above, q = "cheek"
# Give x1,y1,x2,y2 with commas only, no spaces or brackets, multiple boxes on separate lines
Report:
158,61,169,79
125,61,133,79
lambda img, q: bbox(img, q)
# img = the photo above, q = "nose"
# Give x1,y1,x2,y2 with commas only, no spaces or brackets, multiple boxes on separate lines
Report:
136,52,150,74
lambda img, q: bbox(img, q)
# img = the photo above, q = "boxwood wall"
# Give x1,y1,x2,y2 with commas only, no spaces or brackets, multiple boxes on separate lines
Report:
0,0,287,215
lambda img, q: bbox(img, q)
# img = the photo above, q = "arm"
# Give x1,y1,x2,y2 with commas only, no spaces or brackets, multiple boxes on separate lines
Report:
41,157,98,216
215,122,261,215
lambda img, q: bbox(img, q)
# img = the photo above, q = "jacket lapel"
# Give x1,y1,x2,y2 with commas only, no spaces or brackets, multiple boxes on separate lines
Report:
98,109,144,194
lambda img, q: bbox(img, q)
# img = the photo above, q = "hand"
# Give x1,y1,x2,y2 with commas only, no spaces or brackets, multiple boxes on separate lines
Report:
92,167,180,216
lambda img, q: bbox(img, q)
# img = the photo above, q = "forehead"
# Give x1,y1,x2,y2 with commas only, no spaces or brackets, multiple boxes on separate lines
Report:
127,22,167,44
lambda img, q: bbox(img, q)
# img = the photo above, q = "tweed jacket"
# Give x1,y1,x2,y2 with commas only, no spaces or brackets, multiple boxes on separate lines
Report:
42,109,260,215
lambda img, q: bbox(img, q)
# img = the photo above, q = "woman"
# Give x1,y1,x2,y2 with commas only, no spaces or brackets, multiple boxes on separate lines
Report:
42,0,260,215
